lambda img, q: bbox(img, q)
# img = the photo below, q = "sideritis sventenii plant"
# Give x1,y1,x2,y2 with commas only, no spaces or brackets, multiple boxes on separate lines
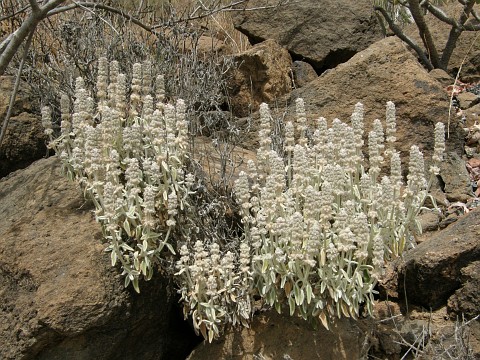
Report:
43,59,445,342
43,57,194,293
174,99,445,339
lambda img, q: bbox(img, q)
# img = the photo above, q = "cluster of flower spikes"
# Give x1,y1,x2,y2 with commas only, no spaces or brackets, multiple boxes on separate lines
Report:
233,99,446,329
42,58,193,292
174,239,253,342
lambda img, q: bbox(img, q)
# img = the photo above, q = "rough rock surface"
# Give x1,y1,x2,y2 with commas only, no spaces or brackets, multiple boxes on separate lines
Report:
0,158,197,360
0,76,46,178
187,311,368,360
287,36,469,201
380,208,480,312
228,39,292,117
447,261,480,318
232,0,382,73
291,60,317,88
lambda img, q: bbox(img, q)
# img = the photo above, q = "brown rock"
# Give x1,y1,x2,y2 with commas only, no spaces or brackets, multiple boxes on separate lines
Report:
187,311,368,360
417,209,442,234
429,68,454,87
439,152,473,203
228,39,292,117
0,76,46,178
463,102,480,128
397,208,480,310
0,158,196,360
232,0,383,73
288,37,465,193
447,261,480,318
457,91,480,110
292,60,317,88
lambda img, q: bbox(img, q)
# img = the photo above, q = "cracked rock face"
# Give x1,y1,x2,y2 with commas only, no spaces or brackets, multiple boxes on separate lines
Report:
232,0,383,73
0,157,197,360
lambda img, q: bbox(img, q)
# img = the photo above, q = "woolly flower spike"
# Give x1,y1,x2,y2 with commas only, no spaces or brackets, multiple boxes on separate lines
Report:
116,73,127,118
430,122,445,175
368,129,383,176
385,101,396,150
295,98,307,146
130,63,143,117
372,234,385,278
60,94,71,137
390,150,402,187
175,99,189,155
259,103,272,151
284,121,295,154
142,184,157,228
351,102,364,150
407,145,427,192
235,171,251,213
142,61,153,97
108,60,119,106
41,106,53,137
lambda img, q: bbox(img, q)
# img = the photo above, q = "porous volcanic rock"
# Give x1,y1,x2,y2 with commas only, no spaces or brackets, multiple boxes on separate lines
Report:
0,76,46,178
0,157,197,360
228,39,292,117
232,0,383,73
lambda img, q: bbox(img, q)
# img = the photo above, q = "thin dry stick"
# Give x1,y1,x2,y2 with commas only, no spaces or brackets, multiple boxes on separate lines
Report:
0,27,35,149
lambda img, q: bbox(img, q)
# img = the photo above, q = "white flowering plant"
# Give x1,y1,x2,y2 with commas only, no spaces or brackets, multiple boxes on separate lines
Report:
43,58,193,293
42,58,445,342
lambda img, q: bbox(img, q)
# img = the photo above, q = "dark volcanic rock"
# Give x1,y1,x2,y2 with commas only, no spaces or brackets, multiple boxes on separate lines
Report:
232,0,383,73
0,157,197,360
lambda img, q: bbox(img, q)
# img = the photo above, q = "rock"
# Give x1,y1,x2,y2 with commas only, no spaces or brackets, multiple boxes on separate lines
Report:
187,310,369,360
292,61,317,88
457,91,480,110
447,261,480,318
429,68,454,87
288,37,465,190
227,39,292,117
0,76,46,178
0,158,197,360
463,102,480,128
232,0,383,73
417,209,442,235
397,208,480,311
439,152,473,202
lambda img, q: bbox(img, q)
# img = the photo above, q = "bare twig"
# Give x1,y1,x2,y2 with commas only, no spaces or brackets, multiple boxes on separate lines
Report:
47,2,155,34
0,4,29,22
0,27,35,148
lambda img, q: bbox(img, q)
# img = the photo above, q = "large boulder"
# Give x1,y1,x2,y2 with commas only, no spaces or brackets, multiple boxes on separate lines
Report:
0,158,197,360
228,39,292,117
187,311,368,360
232,0,383,73
287,36,469,202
